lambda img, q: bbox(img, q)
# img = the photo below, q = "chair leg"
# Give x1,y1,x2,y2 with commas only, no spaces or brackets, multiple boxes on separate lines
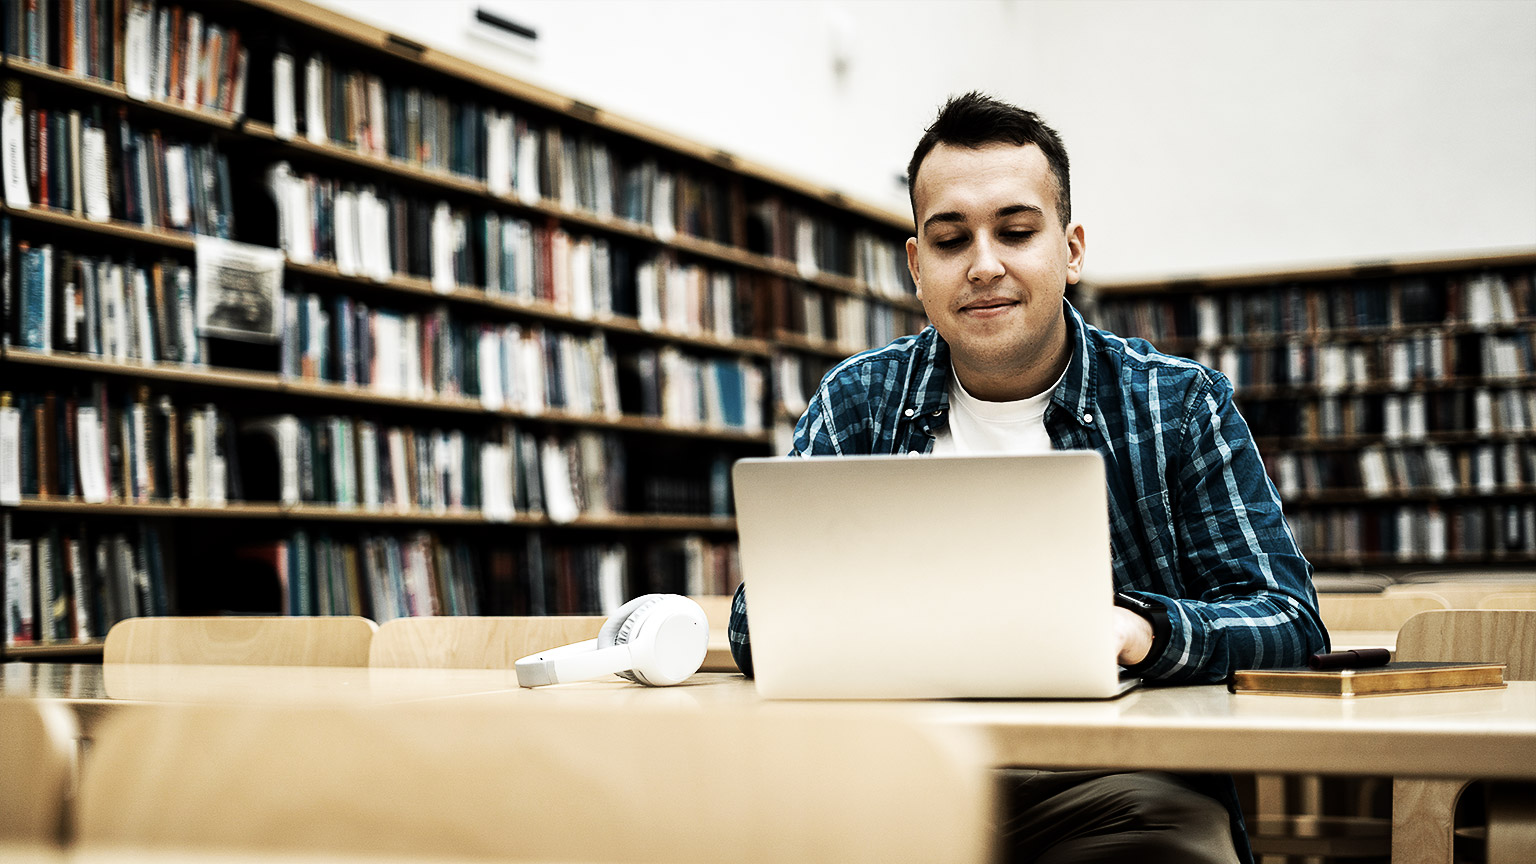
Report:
1486,782,1536,864
1392,777,1472,864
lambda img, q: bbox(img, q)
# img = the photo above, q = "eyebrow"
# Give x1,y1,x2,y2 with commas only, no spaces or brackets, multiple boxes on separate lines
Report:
921,204,1044,233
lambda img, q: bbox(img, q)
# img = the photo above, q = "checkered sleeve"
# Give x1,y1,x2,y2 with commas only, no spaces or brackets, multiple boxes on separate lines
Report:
1133,372,1329,684
727,581,753,678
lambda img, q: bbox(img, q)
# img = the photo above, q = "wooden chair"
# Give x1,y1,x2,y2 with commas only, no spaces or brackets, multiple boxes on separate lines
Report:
104,616,378,666
368,615,605,668
688,593,740,672
1479,591,1536,610
1387,576,1536,610
1317,592,1451,633
74,701,992,863
0,699,79,847
1392,610,1536,864
1246,592,1452,861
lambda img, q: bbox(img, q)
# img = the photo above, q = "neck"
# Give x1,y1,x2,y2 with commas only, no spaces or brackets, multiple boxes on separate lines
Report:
952,313,1072,402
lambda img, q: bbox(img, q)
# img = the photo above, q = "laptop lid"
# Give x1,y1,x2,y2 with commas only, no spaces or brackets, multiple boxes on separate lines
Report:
732,451,1129,700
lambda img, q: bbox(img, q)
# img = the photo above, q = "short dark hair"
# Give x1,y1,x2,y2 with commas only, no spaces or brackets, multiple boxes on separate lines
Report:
906,92,1072,228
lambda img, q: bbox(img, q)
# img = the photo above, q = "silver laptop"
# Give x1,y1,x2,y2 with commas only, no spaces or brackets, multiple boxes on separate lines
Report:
732,452,1137,700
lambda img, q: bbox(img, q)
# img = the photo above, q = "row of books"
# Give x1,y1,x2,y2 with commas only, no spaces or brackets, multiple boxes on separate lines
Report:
282,292,621,417
1243,388,1536,441
1265,441,1535,498
1290,502,1536,560
1193,331,1535,393
3,385,235,505
1094,269,1534,344
234,529,482,621
1,85,236,236
280,288,767,431
3,232,203,361
237,415,631,523
2,515,170,646
0,513,742,645
267,164,760,338
3,379,745,521
2,0,249,116
777,281,926,355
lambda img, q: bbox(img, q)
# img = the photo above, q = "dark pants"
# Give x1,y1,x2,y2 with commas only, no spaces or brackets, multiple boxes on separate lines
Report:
998,770,1242,864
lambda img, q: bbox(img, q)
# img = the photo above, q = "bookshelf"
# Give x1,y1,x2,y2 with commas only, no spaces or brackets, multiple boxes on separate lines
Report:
1085,249,1536,573
0,0,921,657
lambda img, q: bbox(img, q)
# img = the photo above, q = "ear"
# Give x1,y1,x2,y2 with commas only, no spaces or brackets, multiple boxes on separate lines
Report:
905,236,921,299
1064,222,1086,285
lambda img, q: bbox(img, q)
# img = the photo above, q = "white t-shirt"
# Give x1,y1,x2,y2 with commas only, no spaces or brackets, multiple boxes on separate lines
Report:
930,365,1067,455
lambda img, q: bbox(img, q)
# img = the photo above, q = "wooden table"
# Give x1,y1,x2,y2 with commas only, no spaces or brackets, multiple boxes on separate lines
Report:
9,662,1533,779
8,664,1533,863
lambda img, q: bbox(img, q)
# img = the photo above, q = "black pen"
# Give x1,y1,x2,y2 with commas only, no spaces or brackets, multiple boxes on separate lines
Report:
1308,648,1391,670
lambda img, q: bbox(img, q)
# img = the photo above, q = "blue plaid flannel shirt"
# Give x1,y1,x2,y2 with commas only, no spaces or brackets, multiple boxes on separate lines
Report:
729,299,1328,683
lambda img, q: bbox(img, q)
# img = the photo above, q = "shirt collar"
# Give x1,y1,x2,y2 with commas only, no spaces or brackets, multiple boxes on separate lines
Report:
911,298,1098,429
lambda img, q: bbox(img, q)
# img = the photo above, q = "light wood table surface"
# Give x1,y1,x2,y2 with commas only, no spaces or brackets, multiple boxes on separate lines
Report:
0,662,525,736
8,662,1533,780
457,674,1536,781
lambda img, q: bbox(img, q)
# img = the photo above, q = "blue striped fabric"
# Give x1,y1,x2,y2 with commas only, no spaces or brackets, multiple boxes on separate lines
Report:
730,300,1328,683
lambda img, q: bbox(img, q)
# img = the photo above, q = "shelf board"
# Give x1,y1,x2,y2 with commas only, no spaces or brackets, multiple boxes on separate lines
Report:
0,201,199,249
1088,247,1536,294
772,330,866,359
1,640,105,660
1306,551,1536,568
1,56,244,129
9,499,286,518
1140,318,1536,352
2,349,773,444
1254,431,1535,451
4,498,735,531
1234,376,1536,400
1281,485,1536,505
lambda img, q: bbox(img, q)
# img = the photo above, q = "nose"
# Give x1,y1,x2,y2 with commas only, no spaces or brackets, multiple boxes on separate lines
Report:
967,236,1004,285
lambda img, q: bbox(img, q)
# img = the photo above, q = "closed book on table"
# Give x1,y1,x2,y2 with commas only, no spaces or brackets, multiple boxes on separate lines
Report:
1230,662,1506,697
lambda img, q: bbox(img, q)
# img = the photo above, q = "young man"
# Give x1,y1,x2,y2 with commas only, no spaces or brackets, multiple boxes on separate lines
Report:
728,92,1328,863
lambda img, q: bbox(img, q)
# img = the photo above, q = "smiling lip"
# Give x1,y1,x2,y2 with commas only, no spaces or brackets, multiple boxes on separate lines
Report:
960,297,1019,315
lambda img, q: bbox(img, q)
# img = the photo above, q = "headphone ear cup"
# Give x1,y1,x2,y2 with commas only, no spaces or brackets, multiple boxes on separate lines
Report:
619,595,709,686
603,595,665,684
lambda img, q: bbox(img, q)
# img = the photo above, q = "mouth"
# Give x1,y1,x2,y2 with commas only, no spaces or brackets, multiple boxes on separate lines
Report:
959,297,1019,317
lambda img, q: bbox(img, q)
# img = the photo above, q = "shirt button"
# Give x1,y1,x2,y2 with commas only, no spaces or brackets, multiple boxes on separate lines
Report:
904,408,915,417
1083,413,1094,424
907,450,922,457
931,409,943,416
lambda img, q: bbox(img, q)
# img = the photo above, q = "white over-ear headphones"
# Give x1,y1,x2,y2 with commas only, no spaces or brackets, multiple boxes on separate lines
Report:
514,594,709,687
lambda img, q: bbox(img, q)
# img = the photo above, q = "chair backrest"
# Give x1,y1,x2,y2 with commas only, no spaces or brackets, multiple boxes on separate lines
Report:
104,616,378,666
1317,592,1450,632
368,616,606,668
0,699,79,845
75,701,991,863
1478,591,1536,610
687,594,733,633
1387,578,1536,609
1395,610,1536,681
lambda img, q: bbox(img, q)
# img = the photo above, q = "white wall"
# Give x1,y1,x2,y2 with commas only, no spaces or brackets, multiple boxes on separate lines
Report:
310,0,1536,281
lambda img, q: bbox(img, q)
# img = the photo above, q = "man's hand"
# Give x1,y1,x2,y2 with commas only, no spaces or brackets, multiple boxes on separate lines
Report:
1113,605,1154,667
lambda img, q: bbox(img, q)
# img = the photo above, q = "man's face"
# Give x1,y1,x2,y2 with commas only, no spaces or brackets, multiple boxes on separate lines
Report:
906,142,1085,399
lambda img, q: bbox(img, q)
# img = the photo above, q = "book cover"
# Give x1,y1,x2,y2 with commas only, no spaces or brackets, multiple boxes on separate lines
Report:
1230,661,1506,698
